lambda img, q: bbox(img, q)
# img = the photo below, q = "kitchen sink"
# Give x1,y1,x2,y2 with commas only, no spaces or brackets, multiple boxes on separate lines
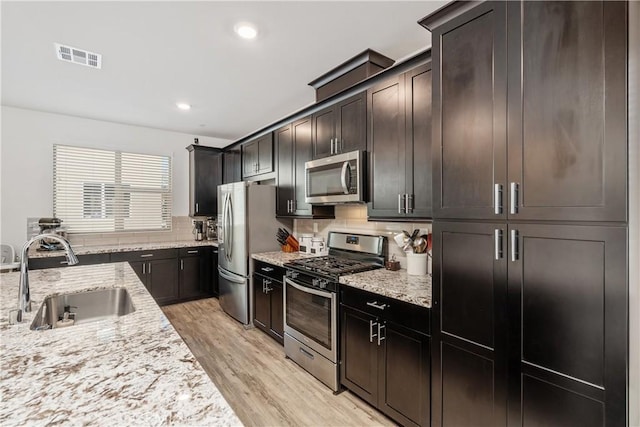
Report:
30,287,135,331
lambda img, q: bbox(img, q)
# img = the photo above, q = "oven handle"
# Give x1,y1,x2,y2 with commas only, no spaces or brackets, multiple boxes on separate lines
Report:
284,277,334,299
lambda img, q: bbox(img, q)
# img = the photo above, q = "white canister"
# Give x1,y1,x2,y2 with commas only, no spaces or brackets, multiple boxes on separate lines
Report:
406,252,428,276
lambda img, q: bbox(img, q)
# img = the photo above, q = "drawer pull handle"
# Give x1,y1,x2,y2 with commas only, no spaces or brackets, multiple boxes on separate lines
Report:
261,267,274,272
187,250,198,254
140,254,154,258
366,301,388,310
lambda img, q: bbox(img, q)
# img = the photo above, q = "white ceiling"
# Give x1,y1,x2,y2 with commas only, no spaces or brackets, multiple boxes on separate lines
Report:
1,1,446,145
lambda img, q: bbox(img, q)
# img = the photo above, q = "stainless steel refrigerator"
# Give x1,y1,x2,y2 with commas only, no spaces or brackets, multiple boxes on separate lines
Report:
217,182,287,324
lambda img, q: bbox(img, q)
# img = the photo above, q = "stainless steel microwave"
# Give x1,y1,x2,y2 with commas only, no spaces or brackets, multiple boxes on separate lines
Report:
305,150,363,204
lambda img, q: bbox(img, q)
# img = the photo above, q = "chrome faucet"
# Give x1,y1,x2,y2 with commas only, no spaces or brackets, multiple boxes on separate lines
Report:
18,234,79,316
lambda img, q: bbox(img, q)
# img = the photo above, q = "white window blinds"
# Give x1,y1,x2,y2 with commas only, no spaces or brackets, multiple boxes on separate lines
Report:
53,144,172,233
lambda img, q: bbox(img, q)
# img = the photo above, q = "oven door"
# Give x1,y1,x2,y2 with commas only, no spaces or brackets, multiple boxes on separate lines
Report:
305,150,362,204
283,277,337,362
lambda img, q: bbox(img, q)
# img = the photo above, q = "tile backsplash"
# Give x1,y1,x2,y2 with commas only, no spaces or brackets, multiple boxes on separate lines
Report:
27,216,208,247
294,205,432,270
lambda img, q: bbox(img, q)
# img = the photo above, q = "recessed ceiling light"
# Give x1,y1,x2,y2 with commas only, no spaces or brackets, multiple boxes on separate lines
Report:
234,22,258,40
176,102,191,111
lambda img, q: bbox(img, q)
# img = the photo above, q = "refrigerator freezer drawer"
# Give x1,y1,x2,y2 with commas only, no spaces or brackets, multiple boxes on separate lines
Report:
218,267,249,324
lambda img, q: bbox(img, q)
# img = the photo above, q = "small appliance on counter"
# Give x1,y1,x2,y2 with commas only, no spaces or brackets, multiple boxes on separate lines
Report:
299,234,328,255
193,220,204,241
37,218,68,251
205,217,217,240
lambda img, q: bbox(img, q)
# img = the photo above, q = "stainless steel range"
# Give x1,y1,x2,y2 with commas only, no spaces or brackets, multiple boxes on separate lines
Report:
283,232,386,392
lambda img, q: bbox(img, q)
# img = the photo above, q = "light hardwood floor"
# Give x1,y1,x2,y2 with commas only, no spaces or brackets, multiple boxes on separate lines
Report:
162,298,396,427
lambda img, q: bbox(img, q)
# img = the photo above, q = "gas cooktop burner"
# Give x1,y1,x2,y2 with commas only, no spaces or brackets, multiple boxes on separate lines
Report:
285,255,382,278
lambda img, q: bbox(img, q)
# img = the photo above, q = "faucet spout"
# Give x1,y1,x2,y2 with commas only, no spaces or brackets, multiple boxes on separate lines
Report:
18,234,78,315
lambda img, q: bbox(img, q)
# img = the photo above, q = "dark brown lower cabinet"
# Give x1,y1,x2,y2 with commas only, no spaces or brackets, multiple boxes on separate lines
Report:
179,247,212,301
147,258,180,305
340,286,430,427
507,223,627,427
253,261,285,344
432,221,627,426
131,257,180,305
28,253,110,270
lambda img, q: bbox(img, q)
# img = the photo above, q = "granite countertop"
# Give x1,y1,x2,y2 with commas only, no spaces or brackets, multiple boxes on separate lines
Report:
339,269,432,309
251,251,431,309
251,251,318,267
29,239,218,259
0,263,241,426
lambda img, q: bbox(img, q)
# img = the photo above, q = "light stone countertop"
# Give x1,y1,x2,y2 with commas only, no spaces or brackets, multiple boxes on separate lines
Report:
251,251,318,267
0,263,241,426
339,269,432,309
251,251,431,309
29,239,218,258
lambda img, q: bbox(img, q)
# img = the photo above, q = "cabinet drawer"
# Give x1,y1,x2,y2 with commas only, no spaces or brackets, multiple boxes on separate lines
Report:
341,285,430,335
254,260,285,282
28,253,111,270
111,248,178,262
179,247,210,258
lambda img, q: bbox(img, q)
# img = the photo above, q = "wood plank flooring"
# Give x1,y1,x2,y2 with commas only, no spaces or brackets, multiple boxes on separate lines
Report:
162,298,396,427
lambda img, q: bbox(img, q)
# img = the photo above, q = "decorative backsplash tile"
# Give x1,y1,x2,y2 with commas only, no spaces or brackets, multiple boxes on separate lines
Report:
294,205,432,269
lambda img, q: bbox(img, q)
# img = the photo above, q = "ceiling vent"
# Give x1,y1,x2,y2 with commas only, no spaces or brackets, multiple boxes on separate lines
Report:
54,43,102,69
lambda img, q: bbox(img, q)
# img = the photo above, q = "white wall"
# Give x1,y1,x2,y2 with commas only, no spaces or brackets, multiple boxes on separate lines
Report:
0,106,230,252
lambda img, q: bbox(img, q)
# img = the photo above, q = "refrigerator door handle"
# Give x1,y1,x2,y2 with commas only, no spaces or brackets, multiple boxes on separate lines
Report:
226,194,234,262
218,267,246,284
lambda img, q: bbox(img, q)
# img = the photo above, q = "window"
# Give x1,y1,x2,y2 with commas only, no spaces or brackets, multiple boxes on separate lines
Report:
54,144,172,233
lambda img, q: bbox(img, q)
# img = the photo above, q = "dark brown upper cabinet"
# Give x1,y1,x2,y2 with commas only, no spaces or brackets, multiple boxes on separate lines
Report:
276,117,334,218
187,144,222,217
426,0,627,222
428,1,508,220
242,133,273,179
506,1,627,222
222,147,241,184
367,63,432,220
312,92,366,159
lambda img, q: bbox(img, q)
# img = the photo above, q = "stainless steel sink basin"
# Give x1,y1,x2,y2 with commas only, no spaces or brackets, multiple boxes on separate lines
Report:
30,287,135,331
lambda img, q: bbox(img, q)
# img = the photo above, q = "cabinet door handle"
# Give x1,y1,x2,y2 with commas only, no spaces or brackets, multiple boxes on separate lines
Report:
369,319,378,343
148,262,152,274
330,139,334,155
180,259,184,270
143,263,145,275
511,229,519,261
398,194,403,214
405,194,413,214
377,322,386,346
494,229,503,260
195,202,199,213
335,139,340,154
366,301,388,310
510,182,519,214
494,183,503,215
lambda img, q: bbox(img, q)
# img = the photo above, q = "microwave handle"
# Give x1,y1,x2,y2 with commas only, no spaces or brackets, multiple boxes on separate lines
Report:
340,161,351,195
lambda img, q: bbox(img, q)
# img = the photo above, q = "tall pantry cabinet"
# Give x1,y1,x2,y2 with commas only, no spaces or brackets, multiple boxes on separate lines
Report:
420,1,628,426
